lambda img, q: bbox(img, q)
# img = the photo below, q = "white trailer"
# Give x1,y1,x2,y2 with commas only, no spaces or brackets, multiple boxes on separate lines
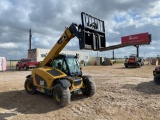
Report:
0,57,6,71
28,48,89,64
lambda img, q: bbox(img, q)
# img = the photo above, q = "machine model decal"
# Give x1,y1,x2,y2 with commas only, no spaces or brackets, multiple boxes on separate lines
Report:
40,81,44,85
57,36,66,44
35,74,47,87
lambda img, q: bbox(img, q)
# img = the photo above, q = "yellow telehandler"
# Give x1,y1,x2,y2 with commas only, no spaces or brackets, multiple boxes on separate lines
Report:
24,12,106,106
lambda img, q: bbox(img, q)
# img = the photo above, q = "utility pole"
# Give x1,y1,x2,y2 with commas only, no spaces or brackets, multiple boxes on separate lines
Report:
134,45,139,58
29,28,32,50
113,49,114,60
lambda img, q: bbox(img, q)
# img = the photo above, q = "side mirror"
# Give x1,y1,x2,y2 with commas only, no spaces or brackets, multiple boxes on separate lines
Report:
80,67,82,71
76,53,79,59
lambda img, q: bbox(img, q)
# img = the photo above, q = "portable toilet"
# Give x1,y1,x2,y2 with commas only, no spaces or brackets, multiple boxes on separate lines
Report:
0,57,6,71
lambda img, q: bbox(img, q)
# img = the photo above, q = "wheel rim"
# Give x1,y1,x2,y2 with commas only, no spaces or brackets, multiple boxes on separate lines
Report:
27,82,33,91
83,84,89,94
55,92,61,102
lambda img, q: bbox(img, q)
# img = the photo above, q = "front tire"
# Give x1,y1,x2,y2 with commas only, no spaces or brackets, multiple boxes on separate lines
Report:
16,65,20,70
154,74,160,85
24,65,28,70
53,84,70,107
82,76,96,97
24,77,37,94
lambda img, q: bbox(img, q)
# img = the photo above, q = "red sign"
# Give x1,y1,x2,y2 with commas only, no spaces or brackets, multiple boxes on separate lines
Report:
121,32,149,44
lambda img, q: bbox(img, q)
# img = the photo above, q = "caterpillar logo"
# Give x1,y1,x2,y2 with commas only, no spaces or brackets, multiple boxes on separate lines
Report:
57,36,66,44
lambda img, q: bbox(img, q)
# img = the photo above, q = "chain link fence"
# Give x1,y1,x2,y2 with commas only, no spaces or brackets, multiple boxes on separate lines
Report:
7,60,19,70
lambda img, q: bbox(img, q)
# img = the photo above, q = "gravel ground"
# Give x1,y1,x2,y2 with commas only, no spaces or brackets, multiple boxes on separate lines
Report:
0,63,160,120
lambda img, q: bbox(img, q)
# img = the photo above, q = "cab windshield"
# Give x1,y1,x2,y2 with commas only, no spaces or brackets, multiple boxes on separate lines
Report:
51,56,81,76
66,57,81,75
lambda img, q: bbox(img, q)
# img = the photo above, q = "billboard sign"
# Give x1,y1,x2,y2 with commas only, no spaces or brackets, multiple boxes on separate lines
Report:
121,32,150,45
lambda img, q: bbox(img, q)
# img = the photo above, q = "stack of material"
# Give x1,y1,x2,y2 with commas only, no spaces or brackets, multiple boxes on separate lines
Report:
153,59,160,65
158,59,160,65
151,59,157,65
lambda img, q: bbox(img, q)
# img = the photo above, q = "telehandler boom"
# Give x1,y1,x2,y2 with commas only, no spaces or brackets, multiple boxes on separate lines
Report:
24,12,106,106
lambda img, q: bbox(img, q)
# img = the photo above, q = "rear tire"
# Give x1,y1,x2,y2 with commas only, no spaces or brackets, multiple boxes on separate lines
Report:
154,74,160,85
24,77,37,94
53,84,70,107
82,76,96,97
138,63,141,68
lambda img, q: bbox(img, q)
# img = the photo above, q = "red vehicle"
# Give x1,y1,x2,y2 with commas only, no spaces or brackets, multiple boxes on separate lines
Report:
16,59,39,70
153,66,160,85
124,55,144,68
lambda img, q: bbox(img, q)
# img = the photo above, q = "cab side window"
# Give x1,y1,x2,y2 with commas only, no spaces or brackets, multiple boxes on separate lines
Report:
62,61,68,74
51,58,68,74
52,59,63,70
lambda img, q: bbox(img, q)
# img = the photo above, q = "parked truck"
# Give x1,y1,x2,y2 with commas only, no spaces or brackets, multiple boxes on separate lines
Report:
16,58,39,70
124,54,144,68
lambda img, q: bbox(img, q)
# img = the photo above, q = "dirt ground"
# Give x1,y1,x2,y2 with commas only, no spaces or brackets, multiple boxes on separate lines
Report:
0,63,160,120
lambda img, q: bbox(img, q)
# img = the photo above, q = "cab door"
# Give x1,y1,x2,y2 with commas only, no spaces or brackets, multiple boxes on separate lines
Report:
51,57,69,75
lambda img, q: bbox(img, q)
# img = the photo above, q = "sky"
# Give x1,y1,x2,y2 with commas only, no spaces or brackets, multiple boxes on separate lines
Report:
0,0,160,60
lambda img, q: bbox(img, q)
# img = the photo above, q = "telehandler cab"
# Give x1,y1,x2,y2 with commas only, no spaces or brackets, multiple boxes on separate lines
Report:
24,12,106,107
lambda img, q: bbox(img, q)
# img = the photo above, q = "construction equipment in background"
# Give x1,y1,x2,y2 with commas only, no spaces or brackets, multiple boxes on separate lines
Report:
24,12,106,107
153,66,160,85
153,58,160,85
102,58,113,66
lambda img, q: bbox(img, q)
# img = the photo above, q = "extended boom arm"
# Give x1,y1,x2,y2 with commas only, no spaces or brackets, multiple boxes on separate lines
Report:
40,23,77,67
39,12,106,67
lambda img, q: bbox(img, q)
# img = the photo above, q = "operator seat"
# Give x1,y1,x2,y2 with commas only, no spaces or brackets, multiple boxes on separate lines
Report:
57,62,62,70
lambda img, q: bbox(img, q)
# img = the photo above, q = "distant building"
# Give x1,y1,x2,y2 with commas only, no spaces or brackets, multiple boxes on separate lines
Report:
28,48,89,63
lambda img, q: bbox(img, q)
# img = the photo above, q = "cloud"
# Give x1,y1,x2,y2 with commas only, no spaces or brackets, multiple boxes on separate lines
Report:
0,42,17,49
0,0,160,60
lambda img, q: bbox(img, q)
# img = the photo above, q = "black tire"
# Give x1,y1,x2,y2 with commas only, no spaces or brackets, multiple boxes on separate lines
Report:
125,65,128,68
24,77,37,94
138,63,141,68
53,84,70,107
154,74,160,85
82,76,96,97
35,65,38,68
16,65,20,70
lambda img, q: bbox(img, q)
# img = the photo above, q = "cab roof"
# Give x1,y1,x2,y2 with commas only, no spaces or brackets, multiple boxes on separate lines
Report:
59,53,77,57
